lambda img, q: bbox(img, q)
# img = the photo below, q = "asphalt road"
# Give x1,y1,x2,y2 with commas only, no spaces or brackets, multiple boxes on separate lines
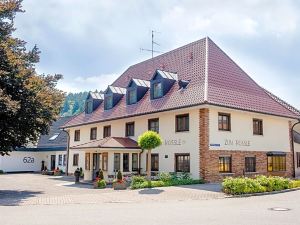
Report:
1,190,300,225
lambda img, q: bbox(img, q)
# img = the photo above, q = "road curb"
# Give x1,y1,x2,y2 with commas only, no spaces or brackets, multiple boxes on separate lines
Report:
225,187,300,198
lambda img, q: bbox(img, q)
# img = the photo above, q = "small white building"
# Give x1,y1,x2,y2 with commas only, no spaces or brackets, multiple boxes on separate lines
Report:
0,116,73,173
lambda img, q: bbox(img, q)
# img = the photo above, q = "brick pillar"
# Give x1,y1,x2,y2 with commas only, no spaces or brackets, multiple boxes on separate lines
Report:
199,108,209,180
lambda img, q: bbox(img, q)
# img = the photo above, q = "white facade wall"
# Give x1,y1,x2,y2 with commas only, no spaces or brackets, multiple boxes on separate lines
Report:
0,151,66,173
68,107,200,179
209,106,291,152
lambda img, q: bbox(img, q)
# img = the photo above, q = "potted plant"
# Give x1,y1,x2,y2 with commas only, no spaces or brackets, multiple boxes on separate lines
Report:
113,171,127,190
53,167,61,176
93,177,106,189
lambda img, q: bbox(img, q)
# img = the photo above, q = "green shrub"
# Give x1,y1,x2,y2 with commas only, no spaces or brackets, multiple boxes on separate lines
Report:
132,176,146,184
0,170,4,174
289,180,300,188
222,176,291,195
99,170,104,180
130,174,204,190
159,172,172,182
117,171,123,181
97,179,106,189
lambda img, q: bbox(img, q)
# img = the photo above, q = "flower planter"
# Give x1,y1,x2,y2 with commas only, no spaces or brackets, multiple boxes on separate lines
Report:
113,182,127,190
54,171,61,176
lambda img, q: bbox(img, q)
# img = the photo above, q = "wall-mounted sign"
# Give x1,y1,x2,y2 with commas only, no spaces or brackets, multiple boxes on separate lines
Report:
210,143,221,147
225,139,251,146
23,157,34,163
164,139,186,146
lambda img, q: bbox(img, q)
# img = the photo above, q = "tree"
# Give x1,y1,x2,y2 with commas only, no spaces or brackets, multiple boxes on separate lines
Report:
72,100,80,115
138,131,162,180
0,0,64,155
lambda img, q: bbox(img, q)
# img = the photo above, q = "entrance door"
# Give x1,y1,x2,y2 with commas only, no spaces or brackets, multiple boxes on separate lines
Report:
50,155,56,170
92,153,101,180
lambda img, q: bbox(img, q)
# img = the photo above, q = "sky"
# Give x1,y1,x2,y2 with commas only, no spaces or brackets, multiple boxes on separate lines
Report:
14,0,300,109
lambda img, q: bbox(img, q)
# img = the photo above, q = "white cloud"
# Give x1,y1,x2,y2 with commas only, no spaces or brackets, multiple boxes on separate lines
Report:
57,73,119,93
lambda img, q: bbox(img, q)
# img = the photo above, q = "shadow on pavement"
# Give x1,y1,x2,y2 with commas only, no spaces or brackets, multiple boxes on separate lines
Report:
0,190,43,206
138,189,164,195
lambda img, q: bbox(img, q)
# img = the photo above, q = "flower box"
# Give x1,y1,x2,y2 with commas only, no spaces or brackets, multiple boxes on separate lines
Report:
113,181,127,190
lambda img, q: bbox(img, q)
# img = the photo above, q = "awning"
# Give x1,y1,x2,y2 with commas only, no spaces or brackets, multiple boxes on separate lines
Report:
266,151,287,156
70,137,141,150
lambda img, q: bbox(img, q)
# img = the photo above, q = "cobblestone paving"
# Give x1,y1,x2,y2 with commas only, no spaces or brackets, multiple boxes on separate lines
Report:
0,174,224,206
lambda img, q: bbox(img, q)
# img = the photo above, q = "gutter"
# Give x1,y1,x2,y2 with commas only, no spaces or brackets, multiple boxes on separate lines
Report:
291,120,300,178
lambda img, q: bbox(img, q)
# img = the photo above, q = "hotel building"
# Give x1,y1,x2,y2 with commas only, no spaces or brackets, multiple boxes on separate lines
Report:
61,37,300,182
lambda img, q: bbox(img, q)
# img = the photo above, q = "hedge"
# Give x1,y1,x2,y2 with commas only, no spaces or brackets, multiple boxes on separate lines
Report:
222,175,300,195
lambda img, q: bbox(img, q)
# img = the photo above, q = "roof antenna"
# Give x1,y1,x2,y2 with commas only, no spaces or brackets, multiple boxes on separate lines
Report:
140,30,163,58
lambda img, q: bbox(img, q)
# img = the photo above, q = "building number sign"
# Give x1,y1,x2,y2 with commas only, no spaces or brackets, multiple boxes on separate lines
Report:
23,157,34,163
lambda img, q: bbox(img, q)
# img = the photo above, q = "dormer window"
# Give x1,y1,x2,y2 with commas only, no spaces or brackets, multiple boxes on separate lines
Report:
86,100,93,114
128,89,137,105
85,91,104,114
126,79,150,105
150,70,177,100
153,82,163,99
105,95,113,110
104,86,126,110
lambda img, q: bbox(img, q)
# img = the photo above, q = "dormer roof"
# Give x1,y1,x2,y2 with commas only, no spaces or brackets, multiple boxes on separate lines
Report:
128,78,150,88
152,70,178,81
87,91,104,100
105,86,126,95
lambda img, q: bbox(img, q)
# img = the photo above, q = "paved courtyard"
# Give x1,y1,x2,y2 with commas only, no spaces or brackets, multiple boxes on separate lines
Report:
0,173,224,206
1,174,300,225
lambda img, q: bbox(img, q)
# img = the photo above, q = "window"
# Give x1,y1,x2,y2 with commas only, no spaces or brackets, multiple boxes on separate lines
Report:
245,157,256,173
49,133,60,141
58,155,62,166
123,153,129,172
103,125,111,138
219,156,232,173
146,154,159,171
125,122,135,137
175,154,190,172
86,100,93,114
63,154,66,166
176,114,189,132
90,127,97,140
132,153,138,171
105,95,113,109
267,156,286,172
114,153,120,171
73,154,79,166
128,89,137,105
153,82,163,99
151,154,159,171
102,153,108,171
148,118,159,133
74,130,80,141
85,153,90,170
253,119,263,135
218,113,231,131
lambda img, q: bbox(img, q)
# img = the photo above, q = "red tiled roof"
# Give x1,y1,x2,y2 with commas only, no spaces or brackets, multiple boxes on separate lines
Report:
70,137,140,149
62,37,299,128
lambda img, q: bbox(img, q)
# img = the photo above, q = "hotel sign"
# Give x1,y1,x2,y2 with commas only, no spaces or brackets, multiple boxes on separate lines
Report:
225,139,251,146
164,139,186,146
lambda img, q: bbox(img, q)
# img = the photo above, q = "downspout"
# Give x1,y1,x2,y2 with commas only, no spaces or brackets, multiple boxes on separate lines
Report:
291,120,300,178
61,128,70,176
